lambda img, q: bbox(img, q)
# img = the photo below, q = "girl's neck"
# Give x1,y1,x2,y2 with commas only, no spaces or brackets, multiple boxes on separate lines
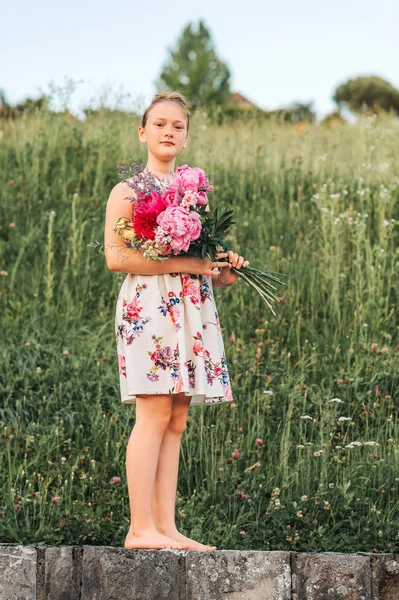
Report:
145,158,174,183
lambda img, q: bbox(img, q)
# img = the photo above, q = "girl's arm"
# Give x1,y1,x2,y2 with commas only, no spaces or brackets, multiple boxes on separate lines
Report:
104,182,187,275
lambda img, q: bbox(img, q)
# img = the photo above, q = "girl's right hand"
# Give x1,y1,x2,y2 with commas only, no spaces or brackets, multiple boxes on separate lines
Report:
183,252,230,276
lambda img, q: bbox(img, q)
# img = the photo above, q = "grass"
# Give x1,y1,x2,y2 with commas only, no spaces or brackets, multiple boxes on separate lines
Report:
0,105,398,552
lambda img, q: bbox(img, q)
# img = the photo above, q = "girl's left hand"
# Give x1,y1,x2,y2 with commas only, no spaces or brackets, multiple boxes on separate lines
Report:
215,245,250,286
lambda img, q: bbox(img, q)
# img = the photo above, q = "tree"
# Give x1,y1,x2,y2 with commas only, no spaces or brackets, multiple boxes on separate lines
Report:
333,75,399,115
156,19,231,110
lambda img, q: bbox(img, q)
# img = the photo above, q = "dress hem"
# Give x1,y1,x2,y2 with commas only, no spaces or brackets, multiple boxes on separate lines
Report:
120,390,233,406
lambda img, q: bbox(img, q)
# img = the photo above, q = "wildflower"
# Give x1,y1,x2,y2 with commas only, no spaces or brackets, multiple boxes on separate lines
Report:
51,496,60,503
381,347,388,353
14,503,21,510
337,379,343,385
229,333,235,342
63,349,69,355
241,493,248,500
24,342,31,347
348,348,354,354
111,476,121,484
255,438,263,446
301,495,307,501
86,519,92,524
36,367,42,374
371,343,378,350
219,467,224,472
297,511,304,518
9,222,16,227
231,449,240,459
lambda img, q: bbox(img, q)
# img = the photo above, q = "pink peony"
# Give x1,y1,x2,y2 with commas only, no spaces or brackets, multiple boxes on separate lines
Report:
196,191,208,206
156,206,202,253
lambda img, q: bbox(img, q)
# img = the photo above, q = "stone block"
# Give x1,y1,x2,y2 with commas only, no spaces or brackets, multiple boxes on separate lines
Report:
371,554,399,600
0,544,37,600
185,550,291,600
42,546,82,600
81,546,186,599
292,551,371,600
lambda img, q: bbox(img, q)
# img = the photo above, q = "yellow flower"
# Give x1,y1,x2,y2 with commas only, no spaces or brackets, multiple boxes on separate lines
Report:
122,229,137,241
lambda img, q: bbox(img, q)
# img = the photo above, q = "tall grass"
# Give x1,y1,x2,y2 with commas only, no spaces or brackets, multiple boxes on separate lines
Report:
0,106,398,552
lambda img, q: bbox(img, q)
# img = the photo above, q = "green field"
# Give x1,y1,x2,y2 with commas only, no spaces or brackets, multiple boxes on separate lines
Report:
0,107,398,552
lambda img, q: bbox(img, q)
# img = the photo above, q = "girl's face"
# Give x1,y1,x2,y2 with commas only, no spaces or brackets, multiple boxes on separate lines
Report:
138,101,188,159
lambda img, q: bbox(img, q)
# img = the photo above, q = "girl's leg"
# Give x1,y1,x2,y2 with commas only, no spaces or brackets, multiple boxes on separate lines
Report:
152,392,217,550
124,393,189,550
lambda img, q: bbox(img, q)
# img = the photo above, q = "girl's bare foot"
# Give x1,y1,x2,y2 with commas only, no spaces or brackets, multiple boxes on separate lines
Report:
157,526,217,550
124,527,189,550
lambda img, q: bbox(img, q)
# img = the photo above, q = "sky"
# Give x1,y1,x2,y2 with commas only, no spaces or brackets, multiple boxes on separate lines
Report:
2,0,398,121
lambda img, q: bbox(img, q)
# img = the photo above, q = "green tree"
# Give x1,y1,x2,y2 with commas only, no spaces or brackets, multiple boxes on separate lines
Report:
156,19,231,110
333,75,399,115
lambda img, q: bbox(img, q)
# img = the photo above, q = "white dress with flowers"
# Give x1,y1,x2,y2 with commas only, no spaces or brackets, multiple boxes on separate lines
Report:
114,182,234,407
115,270,234,406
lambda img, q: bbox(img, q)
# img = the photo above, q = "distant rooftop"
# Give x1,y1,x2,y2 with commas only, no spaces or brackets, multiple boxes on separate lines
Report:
226,92,260,109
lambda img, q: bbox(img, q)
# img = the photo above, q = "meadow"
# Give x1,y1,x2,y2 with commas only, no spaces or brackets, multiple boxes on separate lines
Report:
0,105,398,552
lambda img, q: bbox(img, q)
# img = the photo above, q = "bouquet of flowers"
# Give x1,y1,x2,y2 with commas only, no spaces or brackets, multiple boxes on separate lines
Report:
113,159,287,315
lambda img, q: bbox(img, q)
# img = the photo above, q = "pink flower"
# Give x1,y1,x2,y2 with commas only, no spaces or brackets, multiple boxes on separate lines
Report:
156,206,202,253
14,503,21,510
240,493,248,500
371,343,378,350
193,341,203,354
118,354,126,375
175,373,184,393
337,379,343,385
63,349,69,355
381,347,388,353
255,438,263,446
86,519,92,524
232,449,240,459
214,365,222,377
51,496,60,503
229,333,235,342
9,222,16,227
170,165,200,193
133,190,170,240
111,476,121,484
348,348,354,354
161,189,178,206
375,385,381,396
196,191,208,206
124,297,142,320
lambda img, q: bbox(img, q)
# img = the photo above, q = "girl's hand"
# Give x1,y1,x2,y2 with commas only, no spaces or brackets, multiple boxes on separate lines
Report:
216,246,250,286
184,254,233,277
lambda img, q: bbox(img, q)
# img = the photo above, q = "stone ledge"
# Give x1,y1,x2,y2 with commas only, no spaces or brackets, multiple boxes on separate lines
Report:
0,544,398,599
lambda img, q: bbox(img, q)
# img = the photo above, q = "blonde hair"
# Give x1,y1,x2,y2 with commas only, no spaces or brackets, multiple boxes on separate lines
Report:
141,92,191,133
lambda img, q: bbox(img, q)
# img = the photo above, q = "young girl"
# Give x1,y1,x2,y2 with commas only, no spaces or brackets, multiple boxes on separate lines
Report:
104,92,249,551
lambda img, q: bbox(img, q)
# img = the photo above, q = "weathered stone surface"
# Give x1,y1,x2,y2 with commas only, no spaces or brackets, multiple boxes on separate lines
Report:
185,550,291,600
371,554,399,600
292,552,371,600
42,546,82,600
0,544,37,600
81,546,186,599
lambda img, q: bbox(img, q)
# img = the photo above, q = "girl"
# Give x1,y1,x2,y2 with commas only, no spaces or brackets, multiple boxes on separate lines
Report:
104,92,249,551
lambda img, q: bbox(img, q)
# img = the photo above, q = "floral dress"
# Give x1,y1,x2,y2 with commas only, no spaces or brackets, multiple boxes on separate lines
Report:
114,186,234,407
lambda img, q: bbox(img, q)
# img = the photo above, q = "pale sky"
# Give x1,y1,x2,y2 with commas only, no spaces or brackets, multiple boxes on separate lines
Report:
3,0,398,121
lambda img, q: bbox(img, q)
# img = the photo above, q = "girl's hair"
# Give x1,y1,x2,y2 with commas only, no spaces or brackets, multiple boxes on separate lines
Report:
141,92,191,133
